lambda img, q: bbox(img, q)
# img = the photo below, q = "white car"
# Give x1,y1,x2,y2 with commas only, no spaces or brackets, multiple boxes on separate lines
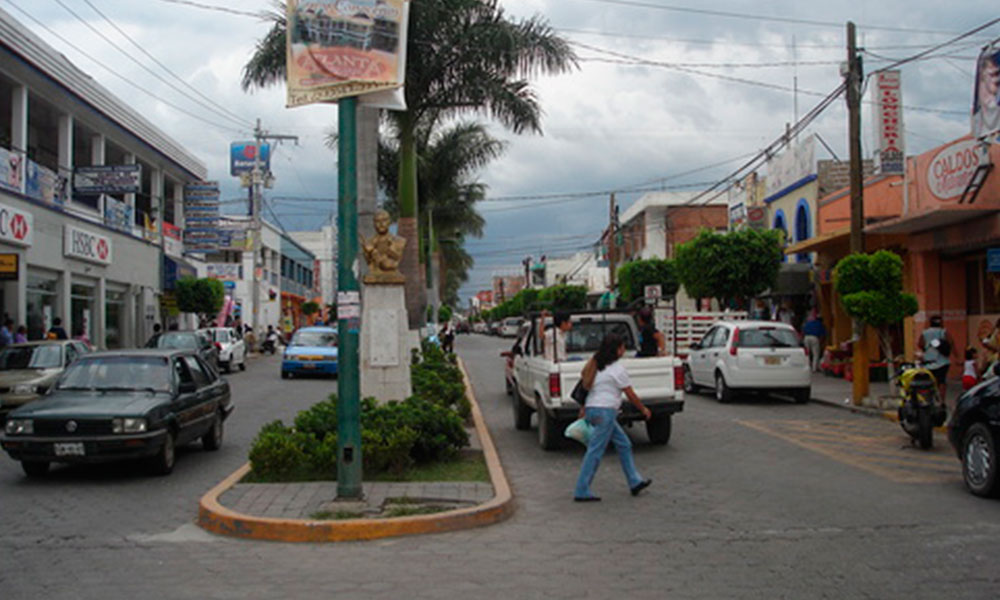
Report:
199,327,247,374
499,317,523,338
683,320,810,403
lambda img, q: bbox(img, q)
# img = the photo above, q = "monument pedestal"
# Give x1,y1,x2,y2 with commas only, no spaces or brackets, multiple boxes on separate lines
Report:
360,282,412,402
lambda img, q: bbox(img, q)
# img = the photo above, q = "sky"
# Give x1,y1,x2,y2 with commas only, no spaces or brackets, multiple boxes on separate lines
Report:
5,0,998,305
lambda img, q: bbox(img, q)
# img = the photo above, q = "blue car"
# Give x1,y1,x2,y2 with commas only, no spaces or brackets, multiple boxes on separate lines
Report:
281,326,338,379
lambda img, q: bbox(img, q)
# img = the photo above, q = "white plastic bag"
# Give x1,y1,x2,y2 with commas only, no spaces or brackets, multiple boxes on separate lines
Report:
564,418,594,446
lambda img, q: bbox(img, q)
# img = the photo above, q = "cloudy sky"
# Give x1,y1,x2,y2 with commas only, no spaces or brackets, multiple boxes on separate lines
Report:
6,0,998,304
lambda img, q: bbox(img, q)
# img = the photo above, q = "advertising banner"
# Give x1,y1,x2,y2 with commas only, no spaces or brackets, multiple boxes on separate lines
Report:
163,222,184,257
25,160,65,206
873,70,904,175
765,135,816,198
915,137,984,205
103,196,134,233
230,142,271,176
0,147,24,194
73,165,141,194
206,263,242,281
973,45,1000,142
0,253,18,281
286,0,409,108
183,181,220,252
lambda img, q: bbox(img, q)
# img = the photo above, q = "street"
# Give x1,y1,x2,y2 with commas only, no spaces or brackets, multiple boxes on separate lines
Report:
1,336,999,599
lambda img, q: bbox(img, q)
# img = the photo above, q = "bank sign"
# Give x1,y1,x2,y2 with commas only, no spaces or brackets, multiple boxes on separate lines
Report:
64,225,112,265
230,142,270,176
0,201,32,247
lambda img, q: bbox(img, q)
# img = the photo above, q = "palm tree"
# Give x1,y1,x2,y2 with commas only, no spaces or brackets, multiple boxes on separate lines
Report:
241,0,576,327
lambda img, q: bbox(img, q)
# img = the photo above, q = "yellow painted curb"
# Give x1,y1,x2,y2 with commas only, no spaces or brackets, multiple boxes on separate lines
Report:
197,356,514,542
880,410,948,433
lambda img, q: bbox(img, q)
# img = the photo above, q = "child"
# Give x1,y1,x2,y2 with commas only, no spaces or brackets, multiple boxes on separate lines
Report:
962,347,979,391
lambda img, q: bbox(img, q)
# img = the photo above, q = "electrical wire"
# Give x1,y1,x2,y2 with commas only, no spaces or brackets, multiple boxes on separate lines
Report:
151,0,262,18
868,16,1000,75
2,0,247,135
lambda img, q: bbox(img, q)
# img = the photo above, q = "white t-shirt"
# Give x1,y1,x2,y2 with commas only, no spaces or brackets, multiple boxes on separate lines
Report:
544,327,568,362
585,361,632,409
964,359,977,378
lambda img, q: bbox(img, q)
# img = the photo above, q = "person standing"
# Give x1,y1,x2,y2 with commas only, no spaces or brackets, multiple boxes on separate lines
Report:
0,318,13,347
963,347,980,391
14,325,27,344
635,306,665,357
802,314,826,372
918,315,955,409
542,311,573,362
47,317,68,340
573,333,652,502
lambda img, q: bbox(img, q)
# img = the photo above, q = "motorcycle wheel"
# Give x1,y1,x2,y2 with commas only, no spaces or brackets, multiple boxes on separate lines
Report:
917,409,933,450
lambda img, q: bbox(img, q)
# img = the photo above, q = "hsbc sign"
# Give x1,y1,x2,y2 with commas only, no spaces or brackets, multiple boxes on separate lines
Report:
0,201,33,247
64,225,112,265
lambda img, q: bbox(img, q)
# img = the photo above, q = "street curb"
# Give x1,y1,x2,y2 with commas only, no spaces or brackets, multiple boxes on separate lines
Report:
196,356,514,542
810,396,947,433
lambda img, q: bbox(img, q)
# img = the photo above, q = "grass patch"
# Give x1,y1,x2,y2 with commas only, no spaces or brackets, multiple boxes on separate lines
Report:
370,451,489,483
383,505,450,518
310,510,364,520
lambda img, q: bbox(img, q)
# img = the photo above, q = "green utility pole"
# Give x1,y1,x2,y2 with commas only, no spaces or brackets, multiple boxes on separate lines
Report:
336,97,362,499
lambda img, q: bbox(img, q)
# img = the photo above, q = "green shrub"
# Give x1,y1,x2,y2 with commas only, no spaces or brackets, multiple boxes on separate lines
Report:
248,424,309,482
362,425,417,475
293,396,339,441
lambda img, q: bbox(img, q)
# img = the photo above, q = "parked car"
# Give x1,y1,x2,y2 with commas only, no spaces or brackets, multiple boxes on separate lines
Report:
507,311,684,449
282,326,338,379
472,321,488,334
146,330,219,372
948,376,1000,498
500,317,524,337
198,327,246,373
683,320,810,403
0,349,233,477
0,340,91,422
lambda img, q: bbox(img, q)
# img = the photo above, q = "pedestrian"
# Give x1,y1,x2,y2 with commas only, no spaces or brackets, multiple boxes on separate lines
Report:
439,320,455,354
0,318,13,347
917,315,954,409
14,325,27,344
963,347,980,391
542,310,573,362
73,326,90,348
980,317,1000,372
47,317,68,340
635,306,665,357
802,314,826,372
573,332,653,502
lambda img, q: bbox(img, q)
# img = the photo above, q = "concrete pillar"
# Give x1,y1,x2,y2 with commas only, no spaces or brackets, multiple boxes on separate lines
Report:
58,113,73,184
173,179,183,228
15,250,26,335
91,134,106,216
125,153,137,236
124,285,136,348
96,277,106,350
11,85,27,194
59,268,72,335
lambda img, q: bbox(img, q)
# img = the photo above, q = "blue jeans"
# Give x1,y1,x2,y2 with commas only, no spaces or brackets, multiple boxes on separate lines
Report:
574,407,644,498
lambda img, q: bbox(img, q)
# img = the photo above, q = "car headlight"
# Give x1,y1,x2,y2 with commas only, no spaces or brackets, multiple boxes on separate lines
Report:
5,419,33,435
112,418,148,434
12,384,37,395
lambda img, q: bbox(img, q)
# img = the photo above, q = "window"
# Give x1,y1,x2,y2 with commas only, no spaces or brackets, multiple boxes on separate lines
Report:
738,327,800,348
711,327,730,348
183,355,210,387
174,357,194,387
65,344,77,366
565,320,635,354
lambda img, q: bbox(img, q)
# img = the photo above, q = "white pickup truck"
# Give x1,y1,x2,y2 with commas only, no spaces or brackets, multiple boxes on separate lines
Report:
503,311,685,450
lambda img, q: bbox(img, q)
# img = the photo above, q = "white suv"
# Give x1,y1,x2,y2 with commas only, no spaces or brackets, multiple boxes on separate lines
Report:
683,320,810,403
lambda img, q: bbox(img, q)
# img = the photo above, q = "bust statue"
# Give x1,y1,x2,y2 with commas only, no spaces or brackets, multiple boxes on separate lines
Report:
360,209,406,283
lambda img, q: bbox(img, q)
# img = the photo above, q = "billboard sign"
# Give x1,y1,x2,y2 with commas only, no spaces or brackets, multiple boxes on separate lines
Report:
230,142,271,176
103,196,134,233
64,225,112,266
0,147,23,194
163,222,184,257
765,135,816,198
183,181,221,252
973,45,1000,142
925,138,982,201
73,165,141,194
206,263,242,281
873,70,904,175
286,0,410,108
25,161,65,206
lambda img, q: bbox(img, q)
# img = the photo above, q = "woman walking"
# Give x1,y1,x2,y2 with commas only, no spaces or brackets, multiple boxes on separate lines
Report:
574,333,653,502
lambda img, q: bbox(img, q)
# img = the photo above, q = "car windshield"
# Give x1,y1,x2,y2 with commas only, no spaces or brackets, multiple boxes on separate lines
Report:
565,321,635,354
290,330,338,347
738,327,800,348
0,344,62,369
57,356,172,392
206,329,230,343
152,332,199,350
504,318,521,326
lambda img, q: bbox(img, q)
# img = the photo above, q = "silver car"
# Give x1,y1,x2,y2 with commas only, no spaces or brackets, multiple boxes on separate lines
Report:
0,340,91,420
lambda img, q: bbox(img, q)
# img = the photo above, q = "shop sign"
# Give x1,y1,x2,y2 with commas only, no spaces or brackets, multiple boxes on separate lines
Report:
873,70,904,175
25,160,66,206
206,263,242,281
0,147,24,194
747,206,767,230
183,181,220,252
926,138,983,200
163,222,183,257
64,225,112,265
230,142,271,176
0,253,18,281
103,196,133,233
73,165,141,194
765,135,816,198
0,201,33,247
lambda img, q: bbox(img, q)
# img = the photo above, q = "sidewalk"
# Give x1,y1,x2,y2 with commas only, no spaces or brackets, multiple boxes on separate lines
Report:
809,370,963,422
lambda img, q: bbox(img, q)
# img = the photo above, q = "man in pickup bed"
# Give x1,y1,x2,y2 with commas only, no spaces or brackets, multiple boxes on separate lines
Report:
542,311,573,362
635,307,665,357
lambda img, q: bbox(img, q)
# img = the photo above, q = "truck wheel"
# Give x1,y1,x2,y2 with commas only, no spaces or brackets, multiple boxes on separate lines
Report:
715,372,734,404
683,366,699,394
537,406,561,451
513,394,532,431
646,415,672,445
963,423,999,497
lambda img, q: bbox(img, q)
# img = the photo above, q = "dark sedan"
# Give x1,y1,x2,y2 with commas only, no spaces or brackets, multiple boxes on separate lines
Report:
146,330,219,372
0,349,232,477
948,376,1000,498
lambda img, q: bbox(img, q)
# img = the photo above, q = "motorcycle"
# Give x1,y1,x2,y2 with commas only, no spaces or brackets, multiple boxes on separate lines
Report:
895,362,947,449
261,332,280,355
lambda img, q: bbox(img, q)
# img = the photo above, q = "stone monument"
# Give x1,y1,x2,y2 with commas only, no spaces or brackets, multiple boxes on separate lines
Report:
359,210,412,401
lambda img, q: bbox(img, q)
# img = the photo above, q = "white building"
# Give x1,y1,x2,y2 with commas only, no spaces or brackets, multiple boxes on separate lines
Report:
289,222,336,320
0,7,206,347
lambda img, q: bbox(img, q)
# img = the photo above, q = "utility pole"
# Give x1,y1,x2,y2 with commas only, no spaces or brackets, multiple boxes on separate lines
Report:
608,193,618,291
845,21,869,405
250,119,298,338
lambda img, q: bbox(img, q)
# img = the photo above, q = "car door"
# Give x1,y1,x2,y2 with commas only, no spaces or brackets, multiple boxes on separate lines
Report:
171,356,203,444
709,326,730,375
514,325,535,401
690,327,716,386
64,344,78,368
186,354,229,430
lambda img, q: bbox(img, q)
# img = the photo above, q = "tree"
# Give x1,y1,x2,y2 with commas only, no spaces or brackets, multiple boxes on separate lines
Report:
438,305,453,323
301,301,320,317
834,250,918,391
241,0,576,329
616,259,679,306
176,277,225,320
675,228,784,309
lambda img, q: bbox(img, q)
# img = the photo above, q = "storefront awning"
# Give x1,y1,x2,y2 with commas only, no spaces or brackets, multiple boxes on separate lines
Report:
784,228,849,255
864,205,1000,235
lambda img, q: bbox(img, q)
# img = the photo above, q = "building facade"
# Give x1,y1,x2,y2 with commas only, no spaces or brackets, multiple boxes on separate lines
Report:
290,223,336,321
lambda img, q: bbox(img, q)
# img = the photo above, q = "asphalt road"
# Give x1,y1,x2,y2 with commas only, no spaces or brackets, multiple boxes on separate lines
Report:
1,335,998,599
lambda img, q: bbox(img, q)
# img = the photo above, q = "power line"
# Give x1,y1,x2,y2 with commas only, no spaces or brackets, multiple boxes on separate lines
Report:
868,16,1000,75
574,0,963,35
578,57,842,69
3,0,247,135
150,0,262,18
81,0,254,128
